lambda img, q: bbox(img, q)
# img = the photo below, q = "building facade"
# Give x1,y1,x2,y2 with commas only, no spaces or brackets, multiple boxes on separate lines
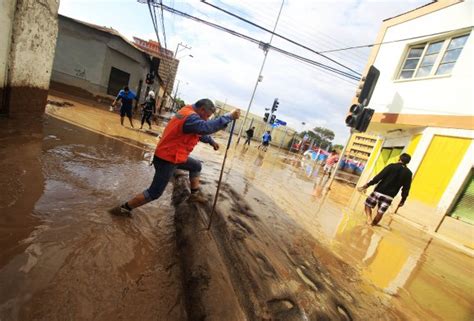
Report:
345,133,378,163
357,0,473,249
50,15,172,103
132,37,179,109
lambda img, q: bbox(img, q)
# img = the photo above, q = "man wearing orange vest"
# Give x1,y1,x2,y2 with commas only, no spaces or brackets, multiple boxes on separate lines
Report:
109,98,240,216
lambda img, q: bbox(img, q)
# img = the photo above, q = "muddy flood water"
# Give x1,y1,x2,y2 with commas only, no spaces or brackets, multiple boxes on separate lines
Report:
0,97,473,321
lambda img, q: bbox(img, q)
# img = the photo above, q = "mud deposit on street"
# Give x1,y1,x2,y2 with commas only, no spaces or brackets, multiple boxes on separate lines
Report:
171,170,402,320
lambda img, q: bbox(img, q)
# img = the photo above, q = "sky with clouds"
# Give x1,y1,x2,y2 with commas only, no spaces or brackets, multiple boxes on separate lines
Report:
59,0,428,144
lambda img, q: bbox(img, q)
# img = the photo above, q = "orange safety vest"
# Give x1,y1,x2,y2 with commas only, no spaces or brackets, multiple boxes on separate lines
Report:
154,105,201,164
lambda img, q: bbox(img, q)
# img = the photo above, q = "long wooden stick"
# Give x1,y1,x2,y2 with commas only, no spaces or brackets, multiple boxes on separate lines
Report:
394,203,401,214
207,120,236,230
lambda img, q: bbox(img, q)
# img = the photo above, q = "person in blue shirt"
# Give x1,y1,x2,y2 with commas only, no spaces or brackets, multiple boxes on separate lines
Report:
112,86,138,127
258,130,272,151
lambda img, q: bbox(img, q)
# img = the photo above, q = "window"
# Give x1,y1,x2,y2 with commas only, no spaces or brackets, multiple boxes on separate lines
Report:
398,33,470,80
436,35,469,75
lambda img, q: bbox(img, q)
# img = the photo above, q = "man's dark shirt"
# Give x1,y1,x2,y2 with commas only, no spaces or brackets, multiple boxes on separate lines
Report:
367,162,413,201
246,128,254,138
116,90,137,109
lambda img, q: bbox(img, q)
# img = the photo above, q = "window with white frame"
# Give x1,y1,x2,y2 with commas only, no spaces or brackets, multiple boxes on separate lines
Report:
398,33,470,79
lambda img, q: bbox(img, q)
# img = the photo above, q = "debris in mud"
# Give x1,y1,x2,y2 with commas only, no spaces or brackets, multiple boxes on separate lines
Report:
171,172,400,321
47,99,74,107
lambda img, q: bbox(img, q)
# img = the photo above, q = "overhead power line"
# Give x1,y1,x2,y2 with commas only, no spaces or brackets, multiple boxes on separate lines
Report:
228,0,368,64
147,0,162,45
201,0,362,77
159,0,168,48
319,26,474,53
146,1,361,81
284,54,359,87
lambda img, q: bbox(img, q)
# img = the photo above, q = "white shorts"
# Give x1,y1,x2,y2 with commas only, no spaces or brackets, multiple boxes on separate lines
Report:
323,164,334,173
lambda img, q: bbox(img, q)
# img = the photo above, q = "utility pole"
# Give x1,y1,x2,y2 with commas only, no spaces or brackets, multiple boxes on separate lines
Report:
159,42,191,114
278,127,288,152
172,79,181,111
235,0,284,145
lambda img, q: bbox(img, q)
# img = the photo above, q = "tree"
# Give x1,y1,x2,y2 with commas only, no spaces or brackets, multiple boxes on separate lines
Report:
297,127,335,149
332,144,344,152
312,127,335,143
176,98,185,108
173,97,185,111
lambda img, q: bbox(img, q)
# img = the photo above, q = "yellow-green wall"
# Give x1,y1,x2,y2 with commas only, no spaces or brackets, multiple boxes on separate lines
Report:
411,136,471,205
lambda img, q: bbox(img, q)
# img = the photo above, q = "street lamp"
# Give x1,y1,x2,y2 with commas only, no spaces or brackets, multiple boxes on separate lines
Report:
177,53,194,60
235,0,285,145
154,42,192,113
175,42,191,58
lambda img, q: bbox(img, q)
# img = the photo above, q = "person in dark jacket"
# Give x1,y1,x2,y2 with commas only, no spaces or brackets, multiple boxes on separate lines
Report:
244,126,255,146
140,90,156,130
358,153,413,226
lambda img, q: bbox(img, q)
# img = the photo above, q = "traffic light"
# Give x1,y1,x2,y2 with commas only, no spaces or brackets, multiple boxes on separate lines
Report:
270,114,276,124
271,98,279,113
263,112,269,122
146,72,155,85
357,108,374,132
345,104,363,128
345,103,374,132
356,65,380,106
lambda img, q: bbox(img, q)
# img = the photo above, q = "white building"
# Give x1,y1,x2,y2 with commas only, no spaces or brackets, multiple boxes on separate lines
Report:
357,0,473,249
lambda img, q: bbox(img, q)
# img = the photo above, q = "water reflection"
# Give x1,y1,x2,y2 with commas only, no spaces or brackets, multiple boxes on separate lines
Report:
330,211,473,320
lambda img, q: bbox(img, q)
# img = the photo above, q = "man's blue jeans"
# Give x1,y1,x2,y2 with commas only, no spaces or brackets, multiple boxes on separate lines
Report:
143,156,202,201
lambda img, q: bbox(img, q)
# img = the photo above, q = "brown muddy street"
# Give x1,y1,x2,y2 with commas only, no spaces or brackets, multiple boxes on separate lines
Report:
0,115,185,321
1,98,473,321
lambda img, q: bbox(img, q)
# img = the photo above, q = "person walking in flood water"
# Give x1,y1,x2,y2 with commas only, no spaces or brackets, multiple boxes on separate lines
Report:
244,126,255,146
322,150,339,178
140,90,156,130
258,130,272,151
112,86,138,128
357,153,413,226
109,98,240,216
